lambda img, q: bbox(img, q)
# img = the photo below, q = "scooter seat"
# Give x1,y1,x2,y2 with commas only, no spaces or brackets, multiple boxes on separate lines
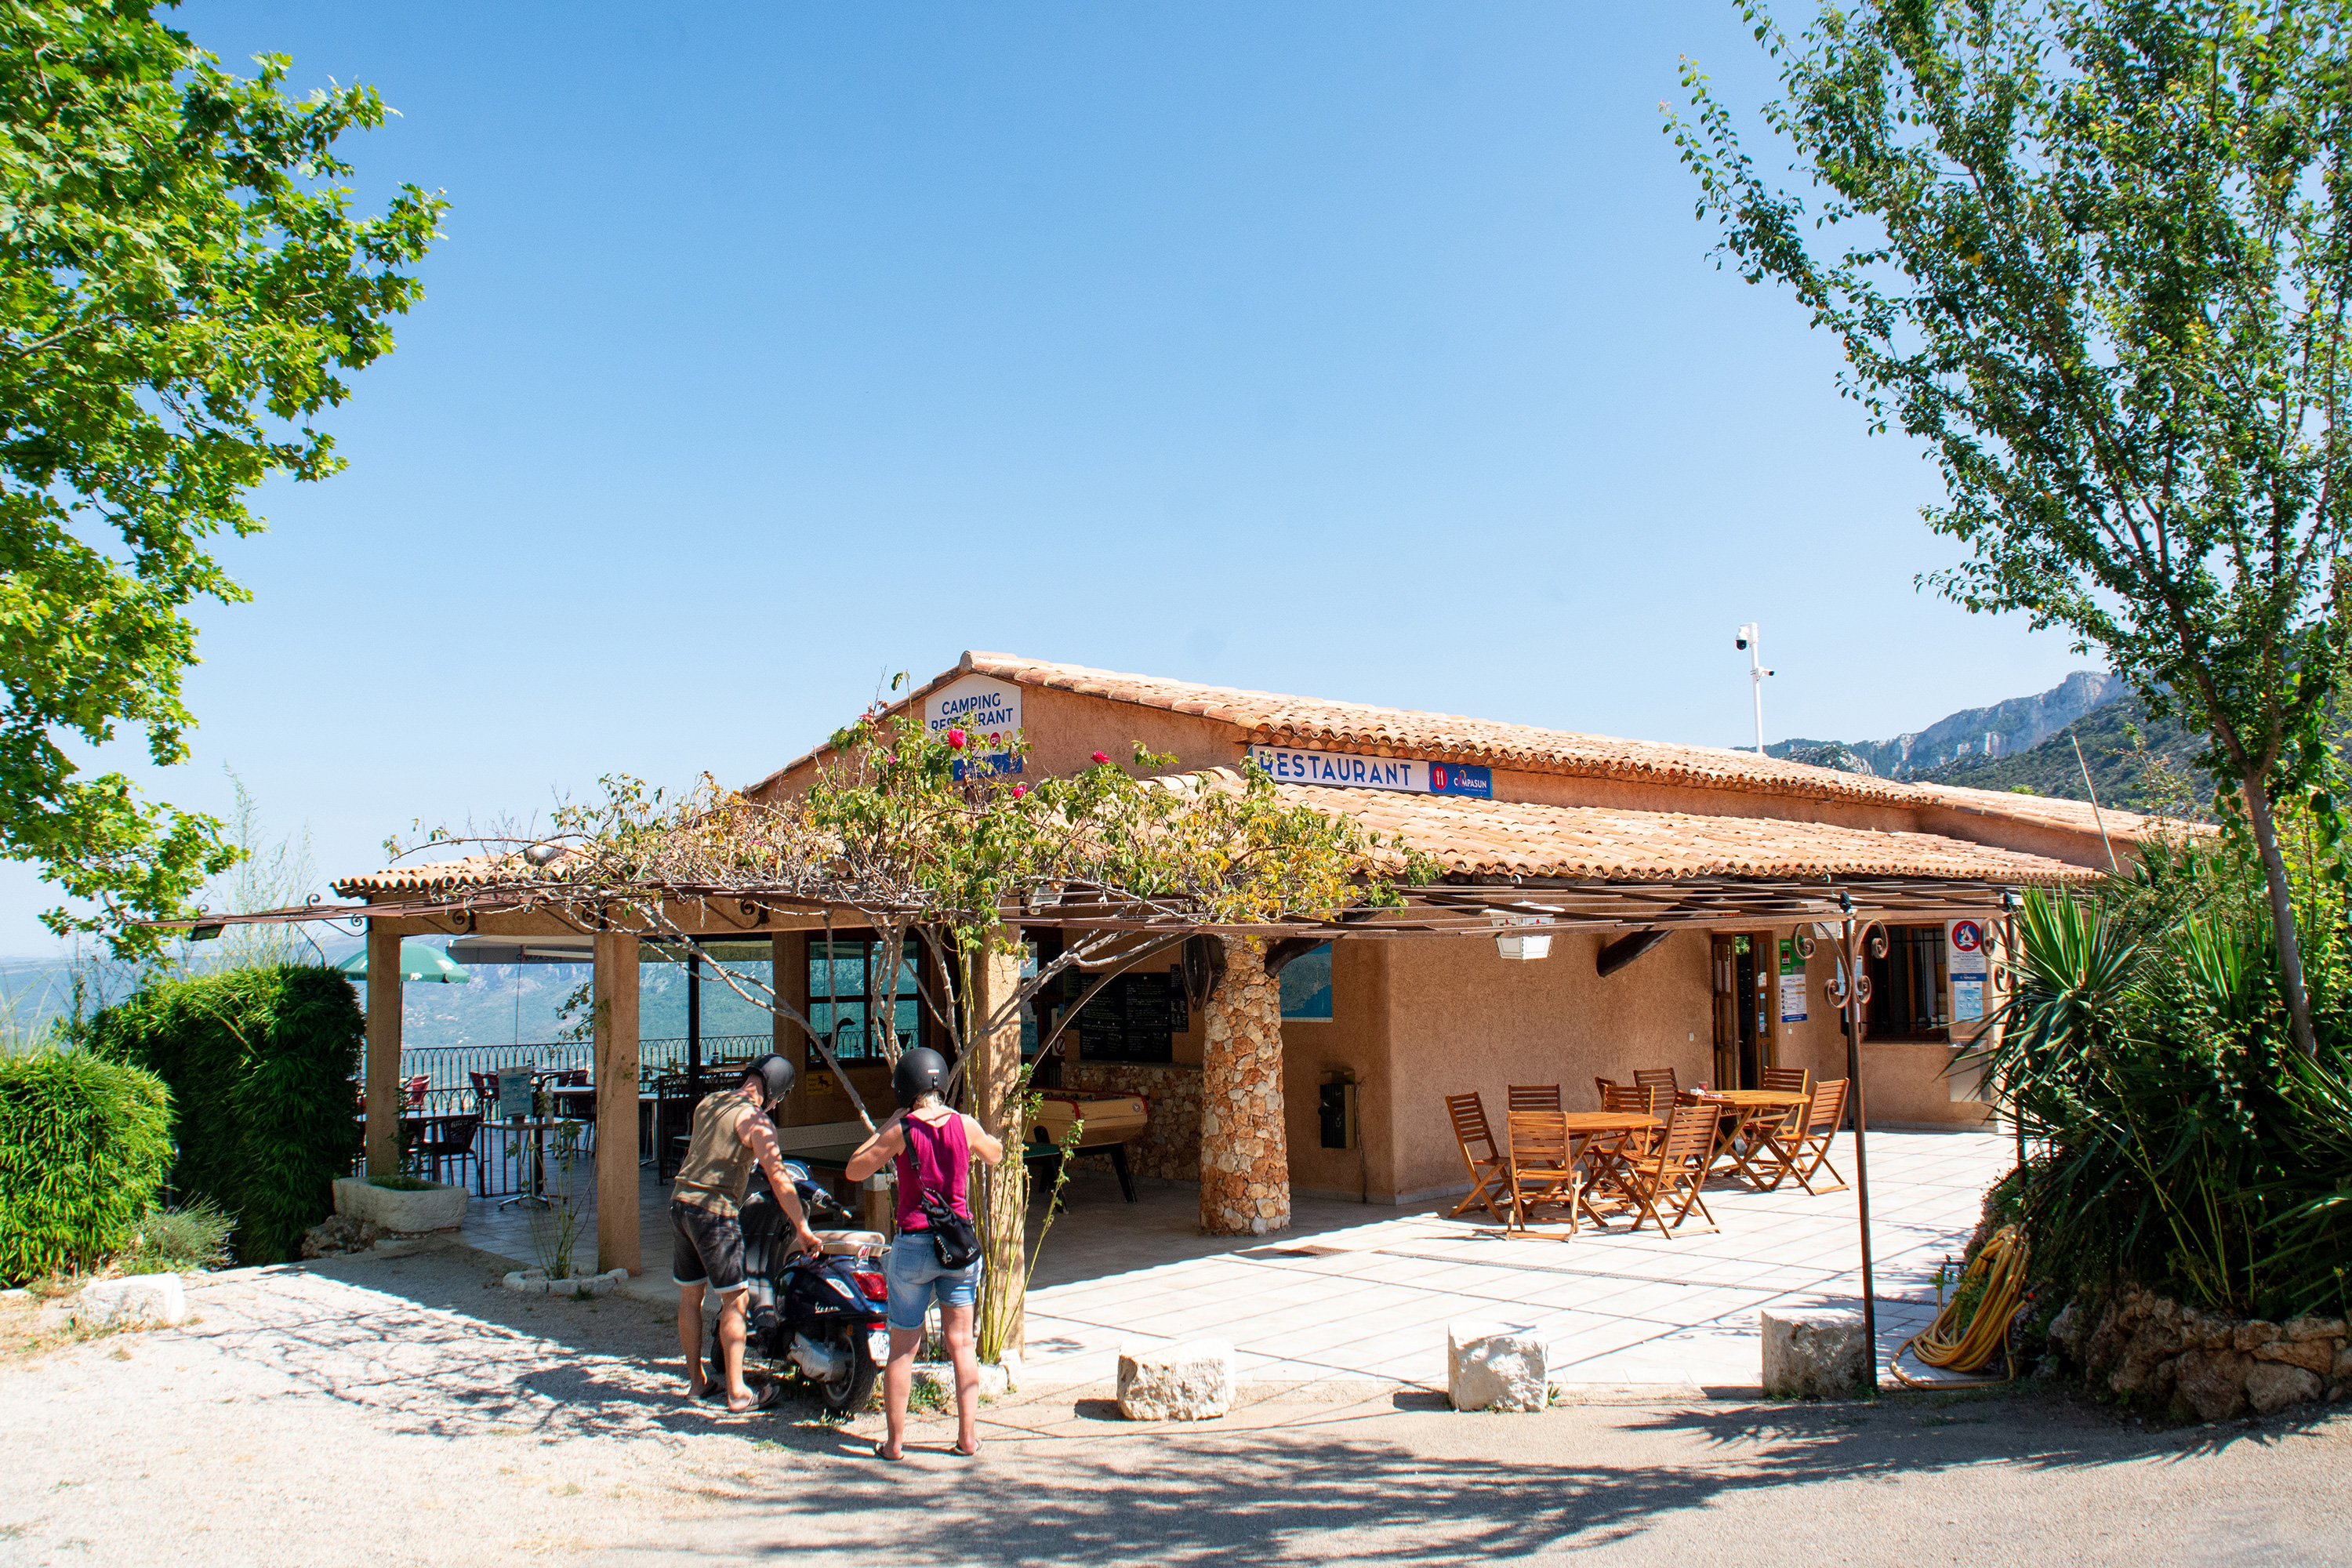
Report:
813,1229,887,1257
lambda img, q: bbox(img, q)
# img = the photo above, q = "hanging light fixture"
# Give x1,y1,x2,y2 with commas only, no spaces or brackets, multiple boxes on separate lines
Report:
1490,909,1553,961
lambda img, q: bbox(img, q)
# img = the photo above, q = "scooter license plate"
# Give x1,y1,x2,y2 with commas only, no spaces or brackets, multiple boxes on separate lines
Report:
867,1327,891,1367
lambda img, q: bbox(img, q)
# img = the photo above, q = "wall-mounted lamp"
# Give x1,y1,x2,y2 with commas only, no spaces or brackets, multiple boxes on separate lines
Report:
1490,911,1552,961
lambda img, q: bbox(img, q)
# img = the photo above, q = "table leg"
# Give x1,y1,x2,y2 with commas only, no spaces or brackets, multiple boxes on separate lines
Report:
1109,1144,1137,1203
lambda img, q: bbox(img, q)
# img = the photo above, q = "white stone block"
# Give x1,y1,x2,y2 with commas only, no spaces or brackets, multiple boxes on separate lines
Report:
332,1175,466,1233
1116,1339,1236,1420
1447,1321,1548,1412
1761,1311,1868,1398
910,1359,1013,1402
74,1273,189,1329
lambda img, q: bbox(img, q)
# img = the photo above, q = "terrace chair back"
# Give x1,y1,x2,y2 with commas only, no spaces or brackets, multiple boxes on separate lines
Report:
1750,1064,1813,1139
1444,1092,1512,1225
1632,1067,1679,1099
414,1113,483,1192
1621,1101,1721,1236
1757,1077,1850,1196
1504,1111,1581,1236
1507,1083,1562,1113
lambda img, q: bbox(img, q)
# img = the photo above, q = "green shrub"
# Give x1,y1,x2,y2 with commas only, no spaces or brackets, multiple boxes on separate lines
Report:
87,965,363,1266
0,1050,172,1283
119,1198,236,1275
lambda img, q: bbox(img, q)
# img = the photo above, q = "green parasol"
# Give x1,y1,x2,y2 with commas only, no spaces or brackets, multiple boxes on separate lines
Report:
337,942,471,984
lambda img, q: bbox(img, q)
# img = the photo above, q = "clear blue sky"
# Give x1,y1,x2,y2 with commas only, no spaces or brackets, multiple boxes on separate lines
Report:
1,2,2094,956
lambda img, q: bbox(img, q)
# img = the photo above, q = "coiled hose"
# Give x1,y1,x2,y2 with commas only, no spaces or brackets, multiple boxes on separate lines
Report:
1889,1223,2031,1388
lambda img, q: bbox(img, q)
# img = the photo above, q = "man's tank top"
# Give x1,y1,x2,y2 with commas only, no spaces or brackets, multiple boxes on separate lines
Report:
894,1111,970,1232
673,1092,758,1214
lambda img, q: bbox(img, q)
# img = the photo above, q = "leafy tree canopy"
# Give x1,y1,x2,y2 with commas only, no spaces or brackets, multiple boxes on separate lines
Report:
1670,0,2352,1054
2,0,442,953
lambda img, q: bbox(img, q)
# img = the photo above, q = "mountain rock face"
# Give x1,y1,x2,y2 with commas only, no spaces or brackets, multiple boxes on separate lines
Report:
1769,670,2125,779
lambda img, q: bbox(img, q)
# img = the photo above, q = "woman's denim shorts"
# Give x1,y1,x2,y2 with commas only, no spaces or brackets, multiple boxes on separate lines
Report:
884,1232,979,1332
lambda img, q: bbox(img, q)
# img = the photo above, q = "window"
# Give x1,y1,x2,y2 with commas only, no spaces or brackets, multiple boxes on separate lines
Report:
1280,943,1333,1021
808,939,922,1064
1866,924,1948,1039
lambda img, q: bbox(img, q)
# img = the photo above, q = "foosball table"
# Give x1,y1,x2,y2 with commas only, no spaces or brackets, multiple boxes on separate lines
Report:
1026,1093,1149,1203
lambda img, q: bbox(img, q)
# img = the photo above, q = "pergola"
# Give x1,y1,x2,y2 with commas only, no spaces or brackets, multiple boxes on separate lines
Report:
191,867,2034,1383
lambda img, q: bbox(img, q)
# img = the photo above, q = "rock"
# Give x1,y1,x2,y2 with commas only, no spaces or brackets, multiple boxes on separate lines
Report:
2111,1318,2185,1395
1447,1322,1548,1413
910,1360,1012,1402
1761,1311,1867,1399
2046,1301,2086,1360
71,1274,188,1330
1117,1339,1236,1421
2172,1349,2252,1422
2253,1338,2335,1376
2245,1361,2324,1416
2336,1343,2352,1384
2285,1316,2346,1342
2234,1320,2282,1352
300,1214,387,1259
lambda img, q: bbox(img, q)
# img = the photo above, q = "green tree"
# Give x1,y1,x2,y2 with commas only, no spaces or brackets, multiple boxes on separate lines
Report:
1670,0,2352,1057
2,1,442,953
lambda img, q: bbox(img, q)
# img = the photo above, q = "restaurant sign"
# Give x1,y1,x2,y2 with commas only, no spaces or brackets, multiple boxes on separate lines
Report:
926,674,1023,779
1246,744,1493,798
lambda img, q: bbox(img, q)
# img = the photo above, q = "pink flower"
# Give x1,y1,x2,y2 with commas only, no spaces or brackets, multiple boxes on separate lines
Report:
1091,750,1110,764
1011,783,1029,799
946,728,966,750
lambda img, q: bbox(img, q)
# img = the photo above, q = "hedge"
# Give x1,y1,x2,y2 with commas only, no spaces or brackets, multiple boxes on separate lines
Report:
0,1050,173,1284
89,964,364,1265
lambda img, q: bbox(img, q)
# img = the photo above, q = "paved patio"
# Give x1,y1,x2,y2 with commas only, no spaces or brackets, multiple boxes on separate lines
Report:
453,1126,2010,1392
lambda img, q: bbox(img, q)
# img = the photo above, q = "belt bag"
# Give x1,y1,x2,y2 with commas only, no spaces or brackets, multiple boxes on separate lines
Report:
920,1191,979,1271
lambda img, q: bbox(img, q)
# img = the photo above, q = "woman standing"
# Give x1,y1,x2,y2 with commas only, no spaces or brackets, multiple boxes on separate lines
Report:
844,1047,1004,1459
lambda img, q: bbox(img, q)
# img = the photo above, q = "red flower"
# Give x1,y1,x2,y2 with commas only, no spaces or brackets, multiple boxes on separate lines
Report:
946,728,967,750
1091,750,1110,764
1011,783,1029,799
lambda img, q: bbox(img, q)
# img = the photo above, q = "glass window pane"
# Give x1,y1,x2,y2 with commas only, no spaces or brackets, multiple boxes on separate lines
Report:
1279,944,1334,1020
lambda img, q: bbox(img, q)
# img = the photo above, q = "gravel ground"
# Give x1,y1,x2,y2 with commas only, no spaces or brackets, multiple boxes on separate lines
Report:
0,1243,2346,1566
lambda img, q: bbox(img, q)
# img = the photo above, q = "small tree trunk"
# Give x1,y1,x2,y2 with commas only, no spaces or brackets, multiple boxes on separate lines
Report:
965,931,1029,1363
2240,769,2320,1060
1200,935,1290,1236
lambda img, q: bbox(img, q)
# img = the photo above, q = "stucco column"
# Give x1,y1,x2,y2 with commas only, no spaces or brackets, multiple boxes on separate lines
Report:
594,931,641,1276
1200,935,1290,1236
362,924,403,1179
968,929,1027,1359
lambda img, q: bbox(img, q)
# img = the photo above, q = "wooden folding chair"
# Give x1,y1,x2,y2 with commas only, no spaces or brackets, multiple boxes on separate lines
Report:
1444,1092,1512,1224
1619,1102,1722,1236
1507,1083,1562,1112
1582,1083,1664,1208
1721,1065,1813,1184
1756,1077,1849,1196
1632,1067,1679,1100
1504,1112,1582,1235
1593,1076,1620,1107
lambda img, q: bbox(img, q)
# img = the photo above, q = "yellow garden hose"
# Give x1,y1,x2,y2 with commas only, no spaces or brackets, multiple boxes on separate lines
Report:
1889,1224,2032,1387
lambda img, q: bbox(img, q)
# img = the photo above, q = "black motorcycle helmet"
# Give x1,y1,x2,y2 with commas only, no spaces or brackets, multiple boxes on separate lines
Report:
892,1046,949,1109
739,1052,797,1109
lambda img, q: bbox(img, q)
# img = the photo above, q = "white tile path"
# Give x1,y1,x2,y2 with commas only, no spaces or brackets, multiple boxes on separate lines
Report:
1020,1128,2013,1391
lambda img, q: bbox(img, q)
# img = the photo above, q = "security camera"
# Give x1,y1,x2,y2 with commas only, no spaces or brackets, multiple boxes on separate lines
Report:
1734,636,1749,651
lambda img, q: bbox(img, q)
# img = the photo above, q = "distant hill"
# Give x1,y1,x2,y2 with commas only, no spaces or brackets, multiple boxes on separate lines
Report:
1926,695,2209,816
1769,670,2126,779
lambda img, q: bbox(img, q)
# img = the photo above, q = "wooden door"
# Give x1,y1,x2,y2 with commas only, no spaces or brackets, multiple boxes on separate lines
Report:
1710,935,1740,1089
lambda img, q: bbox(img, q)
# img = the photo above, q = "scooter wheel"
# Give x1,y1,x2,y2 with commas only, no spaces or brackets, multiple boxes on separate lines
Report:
817,1327,878,1418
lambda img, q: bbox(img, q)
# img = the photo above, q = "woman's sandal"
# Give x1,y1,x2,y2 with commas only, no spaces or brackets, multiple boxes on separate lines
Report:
949,1440,981,1457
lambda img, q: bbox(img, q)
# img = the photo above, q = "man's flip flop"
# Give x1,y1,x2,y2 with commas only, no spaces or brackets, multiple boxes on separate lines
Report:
724,1383,784,1415
870,1440,903,1461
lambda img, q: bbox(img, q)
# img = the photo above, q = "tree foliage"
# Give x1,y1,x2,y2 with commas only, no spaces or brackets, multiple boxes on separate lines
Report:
1671,0,2352,1054
2,0,443,952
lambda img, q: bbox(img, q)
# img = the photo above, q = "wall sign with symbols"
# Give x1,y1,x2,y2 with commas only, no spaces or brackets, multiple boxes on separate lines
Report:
1948,919,1987,1022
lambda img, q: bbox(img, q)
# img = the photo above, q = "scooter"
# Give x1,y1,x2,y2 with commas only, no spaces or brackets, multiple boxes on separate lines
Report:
706,1161,890,1416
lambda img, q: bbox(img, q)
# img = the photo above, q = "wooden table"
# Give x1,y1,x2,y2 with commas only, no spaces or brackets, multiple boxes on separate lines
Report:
1512,1112,1661,1232
1678,1090,1809,1185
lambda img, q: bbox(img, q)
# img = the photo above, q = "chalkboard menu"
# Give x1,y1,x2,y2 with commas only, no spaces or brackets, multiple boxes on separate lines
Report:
1077,970,1187,1063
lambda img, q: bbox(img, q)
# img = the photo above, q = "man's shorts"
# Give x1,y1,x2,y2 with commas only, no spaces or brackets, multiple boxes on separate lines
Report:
884,1232,980,1332
670,1197,747,1292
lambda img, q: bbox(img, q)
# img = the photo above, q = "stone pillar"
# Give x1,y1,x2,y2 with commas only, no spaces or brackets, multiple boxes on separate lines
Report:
593,931,641,1276
362,924,403,1179
1200,935,1290,1236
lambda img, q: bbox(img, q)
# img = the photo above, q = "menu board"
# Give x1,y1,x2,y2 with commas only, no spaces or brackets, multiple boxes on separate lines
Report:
1077,971,1187,1063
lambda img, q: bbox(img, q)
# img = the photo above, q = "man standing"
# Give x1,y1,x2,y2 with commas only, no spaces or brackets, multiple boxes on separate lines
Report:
673,1054,822,1414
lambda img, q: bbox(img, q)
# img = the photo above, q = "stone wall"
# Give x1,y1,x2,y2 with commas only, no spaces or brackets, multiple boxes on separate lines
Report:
1198,935,1290,1236
1060,1062,1202,1182
2053,1283,2350,1421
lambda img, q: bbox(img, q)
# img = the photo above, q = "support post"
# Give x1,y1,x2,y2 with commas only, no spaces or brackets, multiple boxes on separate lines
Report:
686,946,702,1104
1200,934,1290,1236
363,924,403,1179
970,928,1027,1361
594,931,642,1276
1838,915,1880,1393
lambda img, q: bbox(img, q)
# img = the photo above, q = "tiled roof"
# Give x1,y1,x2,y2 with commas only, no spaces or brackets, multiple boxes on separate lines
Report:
333,854,537,898
955,652,1929,806
1230,774,2100,884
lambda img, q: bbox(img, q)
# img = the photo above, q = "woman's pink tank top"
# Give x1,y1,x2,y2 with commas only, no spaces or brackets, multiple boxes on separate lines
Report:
895,1111,971,1232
